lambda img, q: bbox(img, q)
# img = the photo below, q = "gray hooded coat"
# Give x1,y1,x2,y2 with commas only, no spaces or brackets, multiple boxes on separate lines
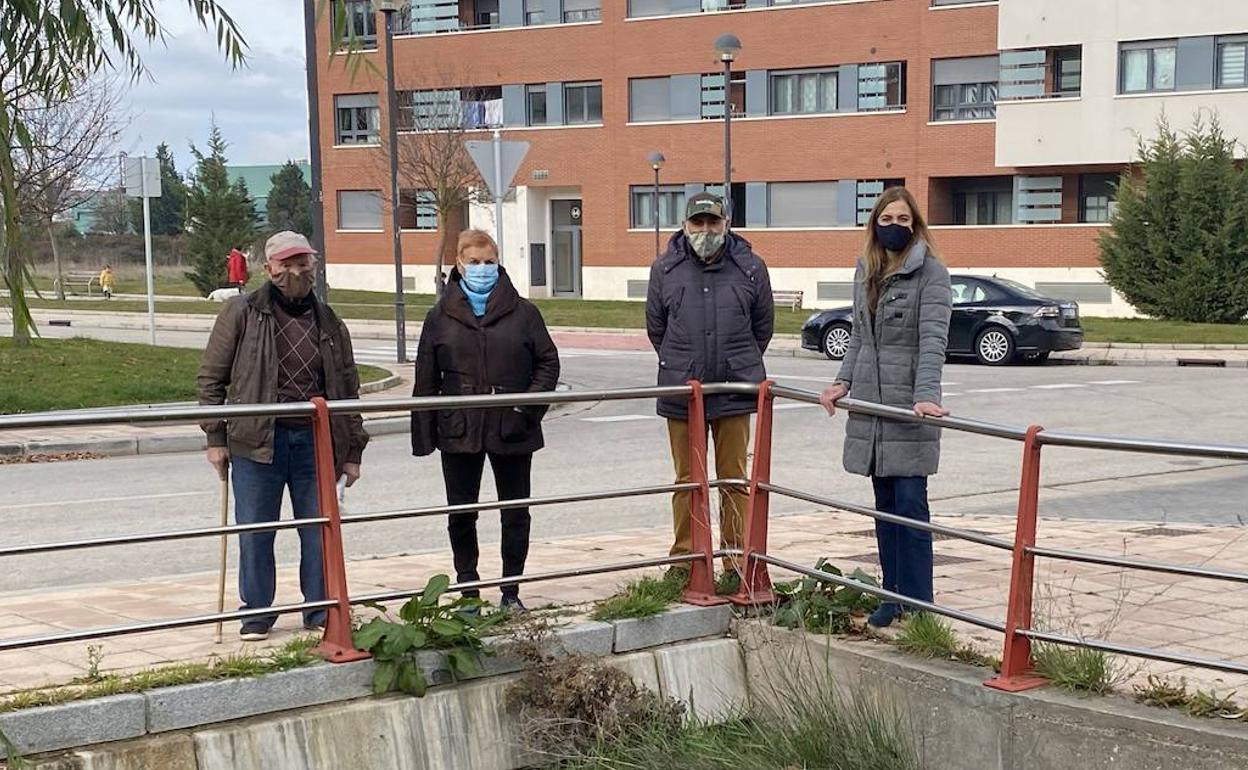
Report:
835,241,952,478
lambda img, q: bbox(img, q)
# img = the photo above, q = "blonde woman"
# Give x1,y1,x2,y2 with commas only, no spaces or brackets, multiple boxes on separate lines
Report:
819,187,952,628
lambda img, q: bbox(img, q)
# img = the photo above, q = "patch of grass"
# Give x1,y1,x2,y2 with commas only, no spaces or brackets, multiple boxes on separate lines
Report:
0,636,319,715
356,364,391,384
893,613,1000,670
0,338,390,414
1081,316,1248,344
590,572,687,621
1134,675,1246,720
1031,641,1120,695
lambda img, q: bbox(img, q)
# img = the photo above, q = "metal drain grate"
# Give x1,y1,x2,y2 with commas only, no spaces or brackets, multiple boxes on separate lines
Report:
1129,526,1206,537
842,528,990,543
838,552,980,566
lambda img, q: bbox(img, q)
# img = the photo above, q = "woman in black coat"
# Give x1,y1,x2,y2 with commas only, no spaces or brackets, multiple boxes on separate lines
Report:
411,229,561,613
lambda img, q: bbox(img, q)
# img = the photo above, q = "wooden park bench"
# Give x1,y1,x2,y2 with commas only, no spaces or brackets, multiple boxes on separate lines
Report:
773,289,804,311
59,271,101,297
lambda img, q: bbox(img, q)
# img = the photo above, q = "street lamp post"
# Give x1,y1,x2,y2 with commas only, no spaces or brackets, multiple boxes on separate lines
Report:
379,0,407,363
714,34,741,219
648,151,665,256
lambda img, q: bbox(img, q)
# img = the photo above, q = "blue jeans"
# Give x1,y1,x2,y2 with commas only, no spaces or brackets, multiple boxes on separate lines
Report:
871,476,934,611
231,425,326,630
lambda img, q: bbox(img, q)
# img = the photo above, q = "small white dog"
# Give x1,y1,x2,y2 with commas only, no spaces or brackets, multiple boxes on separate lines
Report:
208,287,244,303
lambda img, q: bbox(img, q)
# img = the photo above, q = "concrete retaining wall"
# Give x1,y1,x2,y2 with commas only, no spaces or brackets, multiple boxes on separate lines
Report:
9,611,1248,770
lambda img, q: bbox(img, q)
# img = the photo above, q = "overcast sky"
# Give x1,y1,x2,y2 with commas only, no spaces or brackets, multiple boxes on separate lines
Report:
118,2,311,174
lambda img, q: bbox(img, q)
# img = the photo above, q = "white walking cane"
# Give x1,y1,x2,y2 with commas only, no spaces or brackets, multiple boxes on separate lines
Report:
214,474,229,644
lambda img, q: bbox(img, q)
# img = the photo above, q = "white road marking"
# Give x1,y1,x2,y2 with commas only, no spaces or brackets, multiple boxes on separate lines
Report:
580,414,659,423
1031,383,1086,390
943,392,962,397
1089,380,1140,385
966,387,1024,394
0,491,208,511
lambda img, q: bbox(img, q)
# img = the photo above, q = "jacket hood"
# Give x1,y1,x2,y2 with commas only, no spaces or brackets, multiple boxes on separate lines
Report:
660,230,759,276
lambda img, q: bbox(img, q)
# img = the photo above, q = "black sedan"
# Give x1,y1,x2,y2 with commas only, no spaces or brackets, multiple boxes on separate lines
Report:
800,274,1084,365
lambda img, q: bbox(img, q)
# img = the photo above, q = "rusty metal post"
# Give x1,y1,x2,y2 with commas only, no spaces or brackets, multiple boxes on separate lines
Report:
986,424,1047,691
683,380,729,606
310,397,371,663
731,380,776,606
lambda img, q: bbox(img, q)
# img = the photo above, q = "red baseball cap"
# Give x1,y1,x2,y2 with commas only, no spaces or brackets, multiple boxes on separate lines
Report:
264,231,318,262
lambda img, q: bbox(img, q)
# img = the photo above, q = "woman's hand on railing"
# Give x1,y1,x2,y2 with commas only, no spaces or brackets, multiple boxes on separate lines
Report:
914,401,950,418
819,383,849,416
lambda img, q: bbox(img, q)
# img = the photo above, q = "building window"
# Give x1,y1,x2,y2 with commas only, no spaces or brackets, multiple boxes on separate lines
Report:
526,85,548,126
630,77,671,122
334,94,379,145
1079,173,1118,224
770,69,838,115
1120,41,1177,93
338,190,384,230
1055,46,1082,95
932,56,998,120
1218,37,1248,89
564,82,603,124
933,83,996,120
951,178,1013,225
399,190,438,231
858,62,905,111
630,185,686,229
399,87,503,131
768,182,839,227
524,0,544,24
563,0,601,22
338,0,377,46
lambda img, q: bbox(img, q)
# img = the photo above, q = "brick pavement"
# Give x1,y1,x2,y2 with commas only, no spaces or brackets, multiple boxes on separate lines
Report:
2,509,1245,701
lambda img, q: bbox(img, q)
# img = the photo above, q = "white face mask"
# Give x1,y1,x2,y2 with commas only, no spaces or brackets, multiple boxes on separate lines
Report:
686,230,726,261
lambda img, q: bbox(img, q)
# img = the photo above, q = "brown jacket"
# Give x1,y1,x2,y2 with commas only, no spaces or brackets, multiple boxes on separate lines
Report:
197,284,369,473
411,267,560,457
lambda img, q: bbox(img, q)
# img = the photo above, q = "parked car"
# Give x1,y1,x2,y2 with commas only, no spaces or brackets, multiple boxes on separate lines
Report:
800,274,1084,365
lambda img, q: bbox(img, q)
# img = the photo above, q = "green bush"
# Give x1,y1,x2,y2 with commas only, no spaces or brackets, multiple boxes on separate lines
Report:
1099,115,1248,323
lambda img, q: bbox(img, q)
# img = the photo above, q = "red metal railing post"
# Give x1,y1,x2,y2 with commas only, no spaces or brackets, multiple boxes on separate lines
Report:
310,397,371,663
684,380,729,606
986,424,1047,691
731,380,775,606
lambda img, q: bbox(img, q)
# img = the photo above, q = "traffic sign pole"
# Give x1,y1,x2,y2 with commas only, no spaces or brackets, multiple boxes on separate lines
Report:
140,157,156,345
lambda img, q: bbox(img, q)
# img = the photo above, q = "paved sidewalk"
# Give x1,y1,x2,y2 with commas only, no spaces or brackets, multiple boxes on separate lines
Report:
2,509,1245,699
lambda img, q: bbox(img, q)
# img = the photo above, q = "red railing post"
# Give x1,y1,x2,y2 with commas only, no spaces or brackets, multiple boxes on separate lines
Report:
310,397,371,663
986,424,1047,691
684,380,729,606
731,380,775,606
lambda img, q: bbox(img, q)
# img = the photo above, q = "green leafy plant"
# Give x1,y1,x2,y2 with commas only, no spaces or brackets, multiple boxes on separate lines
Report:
1031,642,1120,695
772,559,880,634
591,571,687,622
353,574,504,697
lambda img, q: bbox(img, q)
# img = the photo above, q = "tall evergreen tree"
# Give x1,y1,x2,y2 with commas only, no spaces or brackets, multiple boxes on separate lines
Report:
185,124,257,296
266,161,313,236
130,143,189,236
1099,116,1248,323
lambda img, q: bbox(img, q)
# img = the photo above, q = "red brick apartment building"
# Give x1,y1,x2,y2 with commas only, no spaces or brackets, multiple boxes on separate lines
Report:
316,0,1248,315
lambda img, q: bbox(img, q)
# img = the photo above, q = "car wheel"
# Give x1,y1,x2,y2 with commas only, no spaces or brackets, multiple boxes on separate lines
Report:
821,323,852,361
975,327,1015,366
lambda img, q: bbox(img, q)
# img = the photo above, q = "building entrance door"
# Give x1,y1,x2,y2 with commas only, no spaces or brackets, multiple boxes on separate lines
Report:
552,199,583,297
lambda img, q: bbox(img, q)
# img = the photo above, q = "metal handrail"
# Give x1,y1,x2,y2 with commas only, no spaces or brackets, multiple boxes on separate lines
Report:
1018,628,1248,678
1026,544,1248,585
756,554,1006,633
760,482,1015,552
1034,429,1248,461
0,599,336,653
0,517,329,559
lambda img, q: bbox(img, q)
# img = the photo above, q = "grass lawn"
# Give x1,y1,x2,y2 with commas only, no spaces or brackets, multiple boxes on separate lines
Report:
1080,317,1248,344
0,338,389,413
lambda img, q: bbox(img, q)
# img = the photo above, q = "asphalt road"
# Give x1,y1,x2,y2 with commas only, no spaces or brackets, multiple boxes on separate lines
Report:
2,321,1247,592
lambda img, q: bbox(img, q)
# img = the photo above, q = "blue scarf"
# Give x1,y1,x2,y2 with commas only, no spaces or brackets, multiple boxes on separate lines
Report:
459,281,492,317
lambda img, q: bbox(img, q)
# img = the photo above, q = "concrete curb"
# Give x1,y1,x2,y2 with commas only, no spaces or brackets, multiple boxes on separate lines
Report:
0,606,730,759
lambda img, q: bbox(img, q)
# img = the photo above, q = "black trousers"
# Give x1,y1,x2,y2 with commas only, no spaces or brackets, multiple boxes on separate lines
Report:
441,452,533,599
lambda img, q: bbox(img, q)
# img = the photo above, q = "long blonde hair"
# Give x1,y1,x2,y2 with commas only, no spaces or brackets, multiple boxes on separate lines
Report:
863,187,937,309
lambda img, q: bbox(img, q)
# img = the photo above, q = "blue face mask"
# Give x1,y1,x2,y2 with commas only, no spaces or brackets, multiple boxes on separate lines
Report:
461,262,499,294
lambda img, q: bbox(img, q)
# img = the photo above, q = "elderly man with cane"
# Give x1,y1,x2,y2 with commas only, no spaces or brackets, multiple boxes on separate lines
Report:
198,231,369,641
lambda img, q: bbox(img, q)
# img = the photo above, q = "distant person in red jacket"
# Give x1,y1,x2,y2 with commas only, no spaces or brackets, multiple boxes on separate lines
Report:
227,248,249,291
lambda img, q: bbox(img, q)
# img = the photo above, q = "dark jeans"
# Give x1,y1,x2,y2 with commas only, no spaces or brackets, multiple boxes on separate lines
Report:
231,425,326,630
871,475,934,611
441,452,533,600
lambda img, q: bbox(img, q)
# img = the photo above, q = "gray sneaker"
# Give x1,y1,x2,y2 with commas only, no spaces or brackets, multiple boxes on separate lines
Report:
240,622,270,642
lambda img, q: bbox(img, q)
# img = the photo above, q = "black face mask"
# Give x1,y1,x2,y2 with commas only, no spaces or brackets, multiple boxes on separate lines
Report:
875,223,914,253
